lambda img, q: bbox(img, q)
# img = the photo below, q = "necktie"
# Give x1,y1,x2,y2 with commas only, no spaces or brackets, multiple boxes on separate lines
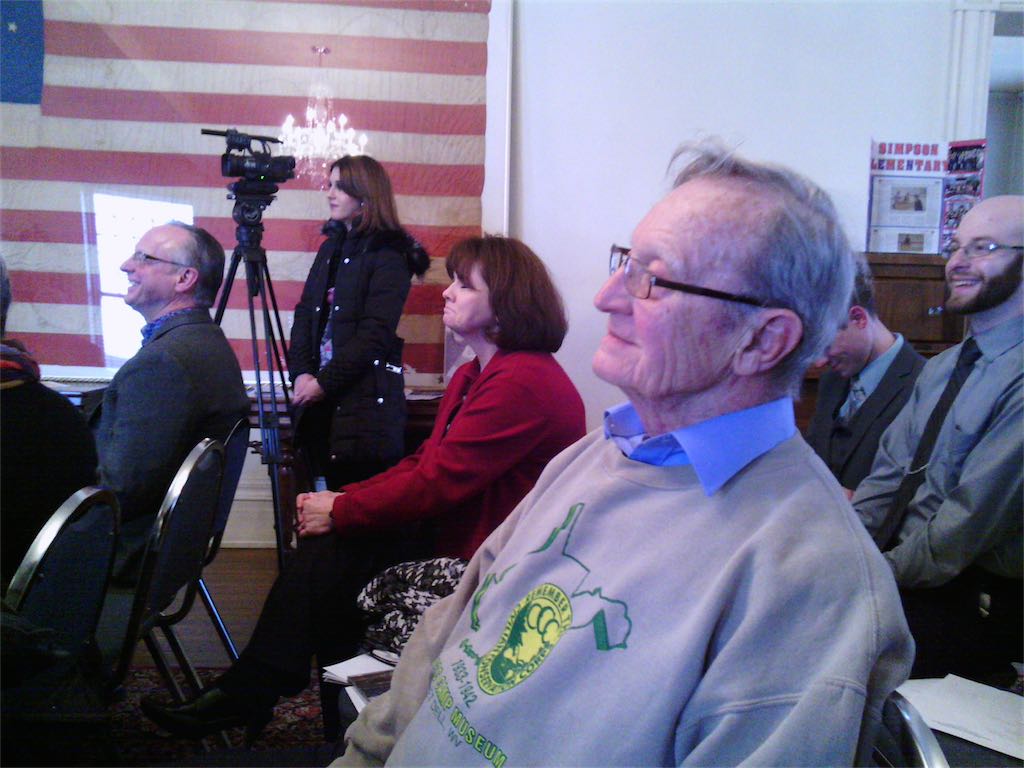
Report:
874,337,982,550
841,380,867,423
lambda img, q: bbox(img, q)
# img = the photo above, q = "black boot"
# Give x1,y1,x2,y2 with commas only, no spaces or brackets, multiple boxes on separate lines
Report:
141,686,273,743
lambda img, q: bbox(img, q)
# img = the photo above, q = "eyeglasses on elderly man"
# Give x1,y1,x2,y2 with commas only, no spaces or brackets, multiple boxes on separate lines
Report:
608,244,771,308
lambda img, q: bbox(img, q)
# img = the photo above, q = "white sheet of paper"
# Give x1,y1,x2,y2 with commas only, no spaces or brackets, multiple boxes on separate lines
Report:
322,653,393,684
898,675,1024,759
345,686,369,713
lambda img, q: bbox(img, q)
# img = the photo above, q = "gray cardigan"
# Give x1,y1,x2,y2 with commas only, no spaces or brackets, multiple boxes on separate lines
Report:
92,308,248,578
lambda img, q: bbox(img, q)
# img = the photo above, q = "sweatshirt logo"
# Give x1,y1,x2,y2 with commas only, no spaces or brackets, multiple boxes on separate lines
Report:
477,583,571,694
461,503,632,700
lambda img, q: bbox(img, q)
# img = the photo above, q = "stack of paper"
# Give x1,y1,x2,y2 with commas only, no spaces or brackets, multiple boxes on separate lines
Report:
323,652,396,684
323,653,399,713
898,675,1024,759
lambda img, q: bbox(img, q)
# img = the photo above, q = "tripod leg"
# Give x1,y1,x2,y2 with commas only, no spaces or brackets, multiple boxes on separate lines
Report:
215,200,298,571
261,261,293,403
241,249,296,570
214,247,244,325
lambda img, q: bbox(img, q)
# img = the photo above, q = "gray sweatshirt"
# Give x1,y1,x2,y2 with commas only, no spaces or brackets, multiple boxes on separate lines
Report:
338,430,913,766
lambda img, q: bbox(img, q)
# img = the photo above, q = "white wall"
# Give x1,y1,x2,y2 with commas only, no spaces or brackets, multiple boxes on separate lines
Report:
508,0,952,428
986,90,1024,196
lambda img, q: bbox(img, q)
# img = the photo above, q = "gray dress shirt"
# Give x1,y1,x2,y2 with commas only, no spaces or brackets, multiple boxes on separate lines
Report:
853,315,1023,588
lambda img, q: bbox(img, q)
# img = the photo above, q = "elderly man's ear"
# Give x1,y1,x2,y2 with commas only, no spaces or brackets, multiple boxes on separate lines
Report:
732,309,803,376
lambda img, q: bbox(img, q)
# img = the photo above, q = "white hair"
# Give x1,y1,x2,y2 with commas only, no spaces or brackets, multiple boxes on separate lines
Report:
670,139,855,393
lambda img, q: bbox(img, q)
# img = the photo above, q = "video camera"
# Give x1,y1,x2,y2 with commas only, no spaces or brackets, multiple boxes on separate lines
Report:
202,127,296,232
201,128,296,184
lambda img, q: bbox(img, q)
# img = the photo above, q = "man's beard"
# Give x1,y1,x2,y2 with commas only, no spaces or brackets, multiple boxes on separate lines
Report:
945,251,1023,315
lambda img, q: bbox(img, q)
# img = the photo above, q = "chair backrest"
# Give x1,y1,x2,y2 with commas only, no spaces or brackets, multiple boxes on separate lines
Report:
4,487,119,660
111,438,224,683
204,417,249,566
874,691,950,768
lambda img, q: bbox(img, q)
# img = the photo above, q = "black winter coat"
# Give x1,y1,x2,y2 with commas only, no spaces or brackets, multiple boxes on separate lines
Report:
288,223,428,466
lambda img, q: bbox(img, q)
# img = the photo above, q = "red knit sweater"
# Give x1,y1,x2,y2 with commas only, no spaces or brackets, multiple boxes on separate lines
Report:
330,350,585,559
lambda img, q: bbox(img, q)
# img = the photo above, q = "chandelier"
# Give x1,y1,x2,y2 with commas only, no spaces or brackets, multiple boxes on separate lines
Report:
279,46,368,181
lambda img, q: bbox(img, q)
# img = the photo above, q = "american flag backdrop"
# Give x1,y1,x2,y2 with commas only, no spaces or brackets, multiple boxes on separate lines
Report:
0,0,489,388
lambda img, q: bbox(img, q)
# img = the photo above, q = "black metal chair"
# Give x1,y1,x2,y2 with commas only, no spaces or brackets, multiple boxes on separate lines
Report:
5,486,119,657
96,438,225,702
1,487,119,763
873,690,950,768
197,417,251,662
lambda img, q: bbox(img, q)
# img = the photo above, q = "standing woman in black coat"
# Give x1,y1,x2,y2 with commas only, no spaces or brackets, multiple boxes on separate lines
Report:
288,155,429,489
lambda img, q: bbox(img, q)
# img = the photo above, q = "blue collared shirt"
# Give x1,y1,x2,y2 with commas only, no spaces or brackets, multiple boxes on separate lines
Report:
140,307,194,345
604,397,796,496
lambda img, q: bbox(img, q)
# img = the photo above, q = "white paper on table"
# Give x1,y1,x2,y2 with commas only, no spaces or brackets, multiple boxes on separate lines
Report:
322,653,394,684
346,686,369,713
898,675,1024,759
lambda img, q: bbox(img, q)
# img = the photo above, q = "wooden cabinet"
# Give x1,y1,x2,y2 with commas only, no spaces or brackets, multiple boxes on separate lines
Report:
865,252,964,356
406,395,441,454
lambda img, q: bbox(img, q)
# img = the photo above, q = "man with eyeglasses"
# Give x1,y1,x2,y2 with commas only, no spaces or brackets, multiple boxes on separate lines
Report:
333,143,912,767
92,222,248,582
853,195,1023,681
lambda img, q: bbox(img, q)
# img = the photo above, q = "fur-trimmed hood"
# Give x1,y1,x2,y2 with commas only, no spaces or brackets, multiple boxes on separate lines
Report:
321,220,430,277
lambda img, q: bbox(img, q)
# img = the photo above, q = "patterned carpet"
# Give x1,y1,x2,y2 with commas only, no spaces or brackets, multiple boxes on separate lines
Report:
109,668,327,766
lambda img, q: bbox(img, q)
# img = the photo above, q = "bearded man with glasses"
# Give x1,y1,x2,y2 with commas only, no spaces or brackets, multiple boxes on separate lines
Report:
91,222,248,583
854,195,1024,682
333,143,912,767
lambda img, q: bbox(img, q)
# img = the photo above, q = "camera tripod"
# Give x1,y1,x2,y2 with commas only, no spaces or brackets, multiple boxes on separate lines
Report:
214,180,295,570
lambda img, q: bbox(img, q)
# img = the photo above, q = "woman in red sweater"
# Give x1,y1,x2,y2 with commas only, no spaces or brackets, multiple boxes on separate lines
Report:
143,236,585,741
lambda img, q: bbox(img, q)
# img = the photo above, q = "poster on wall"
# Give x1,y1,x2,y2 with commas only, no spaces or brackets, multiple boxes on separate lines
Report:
941,139,987,252
866,140,945,253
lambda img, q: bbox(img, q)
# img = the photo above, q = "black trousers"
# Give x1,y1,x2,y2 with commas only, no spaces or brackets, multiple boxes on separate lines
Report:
294,401,392,491
218,529,428,737
901,567,1022,680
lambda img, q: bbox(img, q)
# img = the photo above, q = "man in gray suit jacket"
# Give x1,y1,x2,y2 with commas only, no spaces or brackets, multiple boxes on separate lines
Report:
92,222,249,581
806,261,925,495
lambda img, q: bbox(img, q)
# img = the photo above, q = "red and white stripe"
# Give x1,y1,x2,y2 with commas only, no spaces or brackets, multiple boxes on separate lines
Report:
1,0,490,387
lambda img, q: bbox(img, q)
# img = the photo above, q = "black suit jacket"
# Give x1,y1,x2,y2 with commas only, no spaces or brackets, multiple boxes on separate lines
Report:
806,341,926,490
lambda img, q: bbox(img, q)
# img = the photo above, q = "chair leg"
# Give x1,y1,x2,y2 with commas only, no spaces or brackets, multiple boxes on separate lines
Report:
198,577,240,662
143,631,187,704
158,623,205,698
153,625,235,751
158,624,239,751
202,730,235,751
